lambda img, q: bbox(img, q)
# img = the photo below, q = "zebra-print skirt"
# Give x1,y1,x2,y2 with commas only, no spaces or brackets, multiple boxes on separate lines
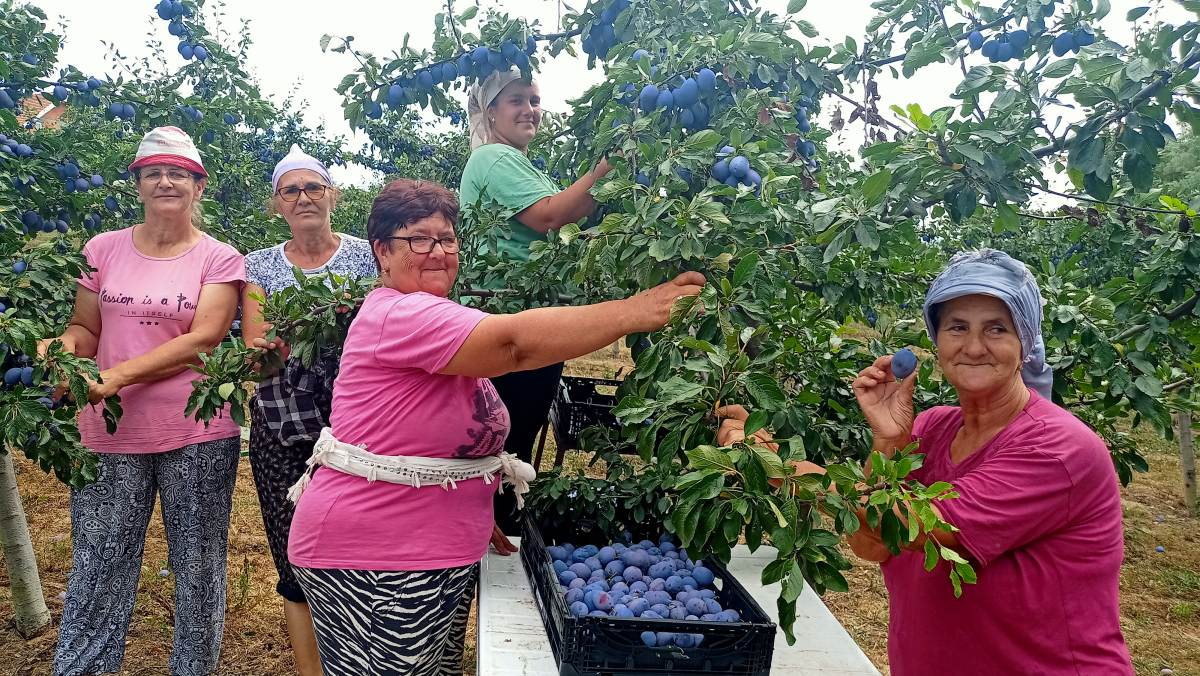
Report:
293,563,478,676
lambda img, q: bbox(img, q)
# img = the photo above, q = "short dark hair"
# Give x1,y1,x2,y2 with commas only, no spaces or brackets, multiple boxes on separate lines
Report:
367,179,459,249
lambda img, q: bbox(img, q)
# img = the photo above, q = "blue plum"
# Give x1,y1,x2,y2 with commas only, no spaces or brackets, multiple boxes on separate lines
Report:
728,155,749,178
691,565,714,586
891,347,917,380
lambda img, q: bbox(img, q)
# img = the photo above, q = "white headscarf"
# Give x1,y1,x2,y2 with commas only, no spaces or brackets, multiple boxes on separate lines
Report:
271,144,332,192
468,67,529,150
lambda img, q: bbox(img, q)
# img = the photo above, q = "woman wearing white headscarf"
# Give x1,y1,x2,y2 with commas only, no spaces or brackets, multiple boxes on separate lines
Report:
718,250,1131,675
242,145,376,676
459,67,614,537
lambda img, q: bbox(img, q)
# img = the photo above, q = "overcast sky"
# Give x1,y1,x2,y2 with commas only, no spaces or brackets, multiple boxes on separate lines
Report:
34,0,1193,187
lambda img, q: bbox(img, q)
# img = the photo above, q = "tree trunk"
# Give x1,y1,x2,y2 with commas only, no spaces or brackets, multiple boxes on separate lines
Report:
0,451,51,637
1178,412,1197,517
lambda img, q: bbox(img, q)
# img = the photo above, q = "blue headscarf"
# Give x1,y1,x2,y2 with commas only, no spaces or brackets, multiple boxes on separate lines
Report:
923,249,1053,399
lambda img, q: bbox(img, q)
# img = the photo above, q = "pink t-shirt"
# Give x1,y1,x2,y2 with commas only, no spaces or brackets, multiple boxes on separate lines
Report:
882,390,1131,675
76,227,245,452
288,288,510,571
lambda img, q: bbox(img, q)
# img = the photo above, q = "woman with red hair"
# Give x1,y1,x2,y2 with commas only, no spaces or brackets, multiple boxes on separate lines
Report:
287,179,703,673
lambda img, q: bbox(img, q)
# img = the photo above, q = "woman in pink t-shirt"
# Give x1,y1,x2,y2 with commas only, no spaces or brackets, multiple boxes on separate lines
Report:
721,249,1131,675
39,127,245,676
287,179,704,674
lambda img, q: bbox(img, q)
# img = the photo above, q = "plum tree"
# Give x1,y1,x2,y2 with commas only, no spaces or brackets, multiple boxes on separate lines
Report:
343,0,1200,642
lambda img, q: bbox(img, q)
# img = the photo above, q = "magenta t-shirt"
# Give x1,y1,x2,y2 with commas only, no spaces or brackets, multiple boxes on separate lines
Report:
76,227,245,452
288,288,510,571
882,390,1131,675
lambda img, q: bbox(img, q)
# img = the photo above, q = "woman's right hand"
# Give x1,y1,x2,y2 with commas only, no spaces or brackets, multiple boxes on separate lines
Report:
852,354,916,450
37,335,75,358
623,272,706,333
594,157,613,178
251,336,289,375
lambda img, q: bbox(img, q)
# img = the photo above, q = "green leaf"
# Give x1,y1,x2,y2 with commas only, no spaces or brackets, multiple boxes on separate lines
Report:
612,396,655,423
777,596,798,645
683,129,721,150
1134,374,1163,397
686,445,736,472
217,382,236,400
994,202,1019,231
768,500,789,528
854,219,880,250
744,372,786,408
902,34,948,78
861,169,892,204
923,539,939,571
681,472,726,502
558,222,581,244
1126,6,1150,20
732,253,758,286
951,143,987,164
787,0,807,11
762,557,790,585
750,445,786,479
1069,137,1105,174
1042,58,1077,79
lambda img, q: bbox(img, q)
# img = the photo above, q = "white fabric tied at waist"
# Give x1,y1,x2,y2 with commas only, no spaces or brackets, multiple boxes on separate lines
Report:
286,428,537,507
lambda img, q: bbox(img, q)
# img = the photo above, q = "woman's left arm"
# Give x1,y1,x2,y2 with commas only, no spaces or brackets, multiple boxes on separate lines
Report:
88,281,240,403
513,158,613,233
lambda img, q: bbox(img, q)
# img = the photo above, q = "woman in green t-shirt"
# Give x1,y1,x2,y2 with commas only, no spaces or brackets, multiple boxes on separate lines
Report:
460,67,613,536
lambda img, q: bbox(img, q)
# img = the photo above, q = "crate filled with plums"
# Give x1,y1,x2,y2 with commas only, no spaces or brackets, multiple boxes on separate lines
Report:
520,514,776,676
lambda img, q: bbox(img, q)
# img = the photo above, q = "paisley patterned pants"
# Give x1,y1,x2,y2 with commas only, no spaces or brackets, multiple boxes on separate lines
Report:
52,437,240,676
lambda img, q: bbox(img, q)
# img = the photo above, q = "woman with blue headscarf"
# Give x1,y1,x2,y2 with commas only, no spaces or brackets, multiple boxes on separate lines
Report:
717,250,1131,675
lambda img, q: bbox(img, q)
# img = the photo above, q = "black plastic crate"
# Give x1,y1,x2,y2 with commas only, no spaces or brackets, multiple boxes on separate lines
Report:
549,376,624,451
520,513,777,676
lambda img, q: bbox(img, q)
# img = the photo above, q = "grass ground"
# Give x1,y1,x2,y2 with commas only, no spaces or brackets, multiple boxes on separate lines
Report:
1,346,1197,675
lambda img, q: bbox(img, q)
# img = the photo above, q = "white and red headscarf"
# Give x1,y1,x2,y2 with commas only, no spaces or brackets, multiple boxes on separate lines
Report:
128,126,207,177
467,67,530,150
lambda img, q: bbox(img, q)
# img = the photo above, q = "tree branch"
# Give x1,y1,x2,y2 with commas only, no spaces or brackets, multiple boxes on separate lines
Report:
444,0,465,52
1031,47,1200,159
837,12,1015,75
1025,182,1189,215
933,3,985,124
1112,291,1199,343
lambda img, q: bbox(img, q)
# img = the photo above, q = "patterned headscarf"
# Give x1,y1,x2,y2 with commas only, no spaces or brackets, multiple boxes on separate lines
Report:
923,249,1053,398
467,67,529,150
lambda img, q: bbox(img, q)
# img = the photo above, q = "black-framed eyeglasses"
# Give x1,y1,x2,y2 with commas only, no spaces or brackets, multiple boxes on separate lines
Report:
382,235,460,254
276,183,328,202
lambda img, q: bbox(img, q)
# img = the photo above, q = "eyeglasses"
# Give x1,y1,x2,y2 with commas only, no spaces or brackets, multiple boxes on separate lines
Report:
140,168,195,183
382,235,460,254
276,183,328,202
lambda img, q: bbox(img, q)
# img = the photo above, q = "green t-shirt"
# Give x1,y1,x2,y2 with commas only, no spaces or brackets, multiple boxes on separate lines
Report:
459,143,560,262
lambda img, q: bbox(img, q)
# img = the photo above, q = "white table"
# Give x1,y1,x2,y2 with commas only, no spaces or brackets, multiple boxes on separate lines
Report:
477,538,881,675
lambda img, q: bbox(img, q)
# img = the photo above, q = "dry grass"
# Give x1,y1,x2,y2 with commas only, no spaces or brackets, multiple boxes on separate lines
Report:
2,345,1197,675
